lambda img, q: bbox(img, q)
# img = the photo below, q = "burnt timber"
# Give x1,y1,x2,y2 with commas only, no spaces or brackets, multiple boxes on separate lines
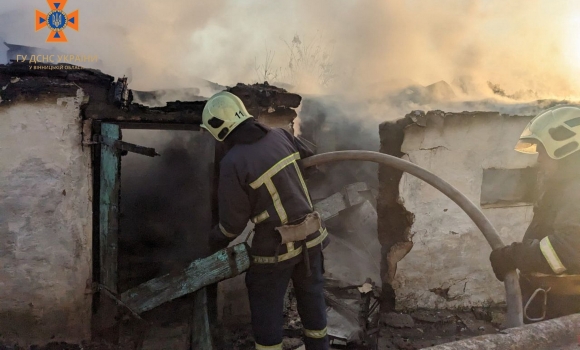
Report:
0,62,302,127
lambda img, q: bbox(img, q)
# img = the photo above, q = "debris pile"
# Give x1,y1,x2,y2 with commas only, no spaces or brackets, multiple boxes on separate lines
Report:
315,182,383,348
314,182,381,286
378,308,502,349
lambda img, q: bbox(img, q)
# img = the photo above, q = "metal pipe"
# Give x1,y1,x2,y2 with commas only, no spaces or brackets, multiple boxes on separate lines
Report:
300,150,524,328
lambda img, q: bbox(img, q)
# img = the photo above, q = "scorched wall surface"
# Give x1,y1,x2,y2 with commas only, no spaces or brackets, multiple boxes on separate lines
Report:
0,90,92,345
392,111,537,309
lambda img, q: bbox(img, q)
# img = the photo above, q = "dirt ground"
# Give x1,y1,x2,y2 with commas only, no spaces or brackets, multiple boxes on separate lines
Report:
221,308,503,350
221,292,504,350
376,308,501,349
0,304,504,350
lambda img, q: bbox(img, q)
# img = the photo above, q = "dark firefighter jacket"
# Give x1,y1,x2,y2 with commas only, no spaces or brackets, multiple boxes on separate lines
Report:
210,125,329,267
513,166,580,275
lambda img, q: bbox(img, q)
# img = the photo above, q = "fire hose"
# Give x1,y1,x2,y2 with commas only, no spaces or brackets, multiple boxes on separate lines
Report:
299,150,524,328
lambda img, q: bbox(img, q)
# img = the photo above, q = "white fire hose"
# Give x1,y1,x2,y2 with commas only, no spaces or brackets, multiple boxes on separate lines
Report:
300,150,524,328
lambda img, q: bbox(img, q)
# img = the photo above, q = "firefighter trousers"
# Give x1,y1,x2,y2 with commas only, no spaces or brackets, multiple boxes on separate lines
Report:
245,248,329,350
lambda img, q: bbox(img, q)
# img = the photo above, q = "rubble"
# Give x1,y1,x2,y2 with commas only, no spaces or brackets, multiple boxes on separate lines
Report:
457,313,495,333
410,310,454,324
374,308,505,349
490,310,506,327
382,313,415,329
424,313,580,350
327,306,360,343
314,182,381,286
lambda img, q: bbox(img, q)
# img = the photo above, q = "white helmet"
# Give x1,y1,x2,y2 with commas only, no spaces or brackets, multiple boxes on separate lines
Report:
201,91,253,141
515,106,580,159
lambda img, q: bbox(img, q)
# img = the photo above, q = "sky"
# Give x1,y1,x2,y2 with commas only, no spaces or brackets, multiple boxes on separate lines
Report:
2,0,580,100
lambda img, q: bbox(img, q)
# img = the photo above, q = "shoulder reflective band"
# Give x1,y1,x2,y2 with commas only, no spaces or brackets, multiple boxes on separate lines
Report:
539,236,567,274
304,327,328,339
250,152,301,189
219,223,238,238
255,342,282,350
250,152,301,225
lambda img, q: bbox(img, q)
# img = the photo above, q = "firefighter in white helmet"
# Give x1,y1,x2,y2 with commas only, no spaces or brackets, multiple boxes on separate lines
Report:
202,91,330,349
490,106,580,321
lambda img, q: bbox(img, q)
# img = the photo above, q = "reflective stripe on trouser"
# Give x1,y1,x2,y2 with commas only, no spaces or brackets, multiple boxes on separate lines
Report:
246,249,329,350
304,327,327,338
539,236,567,274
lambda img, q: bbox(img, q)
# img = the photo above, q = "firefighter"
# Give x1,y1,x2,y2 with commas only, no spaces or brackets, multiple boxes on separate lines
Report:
202,91,330,350
490,106,580,321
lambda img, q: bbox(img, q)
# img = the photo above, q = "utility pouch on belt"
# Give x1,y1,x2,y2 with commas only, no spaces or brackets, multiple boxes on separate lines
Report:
522,273,580,322
275,212,322,244
523,273,580,296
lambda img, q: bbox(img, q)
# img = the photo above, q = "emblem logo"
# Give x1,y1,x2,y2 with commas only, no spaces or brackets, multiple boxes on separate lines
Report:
36,0,79,43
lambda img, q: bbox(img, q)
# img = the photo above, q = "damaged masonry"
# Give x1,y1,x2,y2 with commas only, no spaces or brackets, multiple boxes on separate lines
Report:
0,62,383,350
1,60,580,350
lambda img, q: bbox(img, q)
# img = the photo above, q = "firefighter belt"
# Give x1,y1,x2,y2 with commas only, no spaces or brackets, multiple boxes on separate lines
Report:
275,211,322,244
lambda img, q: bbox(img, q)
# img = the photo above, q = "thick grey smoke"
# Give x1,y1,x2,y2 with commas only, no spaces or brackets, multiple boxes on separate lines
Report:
118,130,214,290
2,0,580,98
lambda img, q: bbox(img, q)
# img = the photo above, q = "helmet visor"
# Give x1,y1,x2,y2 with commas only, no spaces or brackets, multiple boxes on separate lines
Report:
514,140,538,154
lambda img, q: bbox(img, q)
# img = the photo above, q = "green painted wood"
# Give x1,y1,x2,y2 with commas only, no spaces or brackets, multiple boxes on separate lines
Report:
120,244,250,314
100,123,121,292
191,288,214,350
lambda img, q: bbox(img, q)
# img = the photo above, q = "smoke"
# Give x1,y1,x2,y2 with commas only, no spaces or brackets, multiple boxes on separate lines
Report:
118,130,214,290
2,0,580,98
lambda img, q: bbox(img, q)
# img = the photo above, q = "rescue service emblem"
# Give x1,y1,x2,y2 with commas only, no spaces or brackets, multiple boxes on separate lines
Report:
36,0,79,43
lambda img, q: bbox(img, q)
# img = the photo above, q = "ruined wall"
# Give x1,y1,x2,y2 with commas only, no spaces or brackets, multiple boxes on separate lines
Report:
0,92,92,344
380,111,537,310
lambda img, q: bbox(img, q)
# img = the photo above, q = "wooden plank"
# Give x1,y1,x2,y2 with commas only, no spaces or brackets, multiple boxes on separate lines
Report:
120,243,250,314
85,101,205,125
100,123,121,292
191,288,215,350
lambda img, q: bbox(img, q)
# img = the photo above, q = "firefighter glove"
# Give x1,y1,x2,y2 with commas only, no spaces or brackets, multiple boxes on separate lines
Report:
490,244,518,282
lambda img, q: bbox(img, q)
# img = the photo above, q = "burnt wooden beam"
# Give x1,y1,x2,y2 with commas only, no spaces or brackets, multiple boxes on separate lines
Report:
84,100,205,124
229,82,302,109
0,63,302,127
114,122,200,130
120,244,250,314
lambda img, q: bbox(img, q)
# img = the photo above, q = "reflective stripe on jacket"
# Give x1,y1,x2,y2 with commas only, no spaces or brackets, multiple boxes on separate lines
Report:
214,127,329,264
520,175,580,274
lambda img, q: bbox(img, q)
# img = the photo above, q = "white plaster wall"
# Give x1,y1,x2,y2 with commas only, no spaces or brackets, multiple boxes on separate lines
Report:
394,113,537,309
0,91,92,344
